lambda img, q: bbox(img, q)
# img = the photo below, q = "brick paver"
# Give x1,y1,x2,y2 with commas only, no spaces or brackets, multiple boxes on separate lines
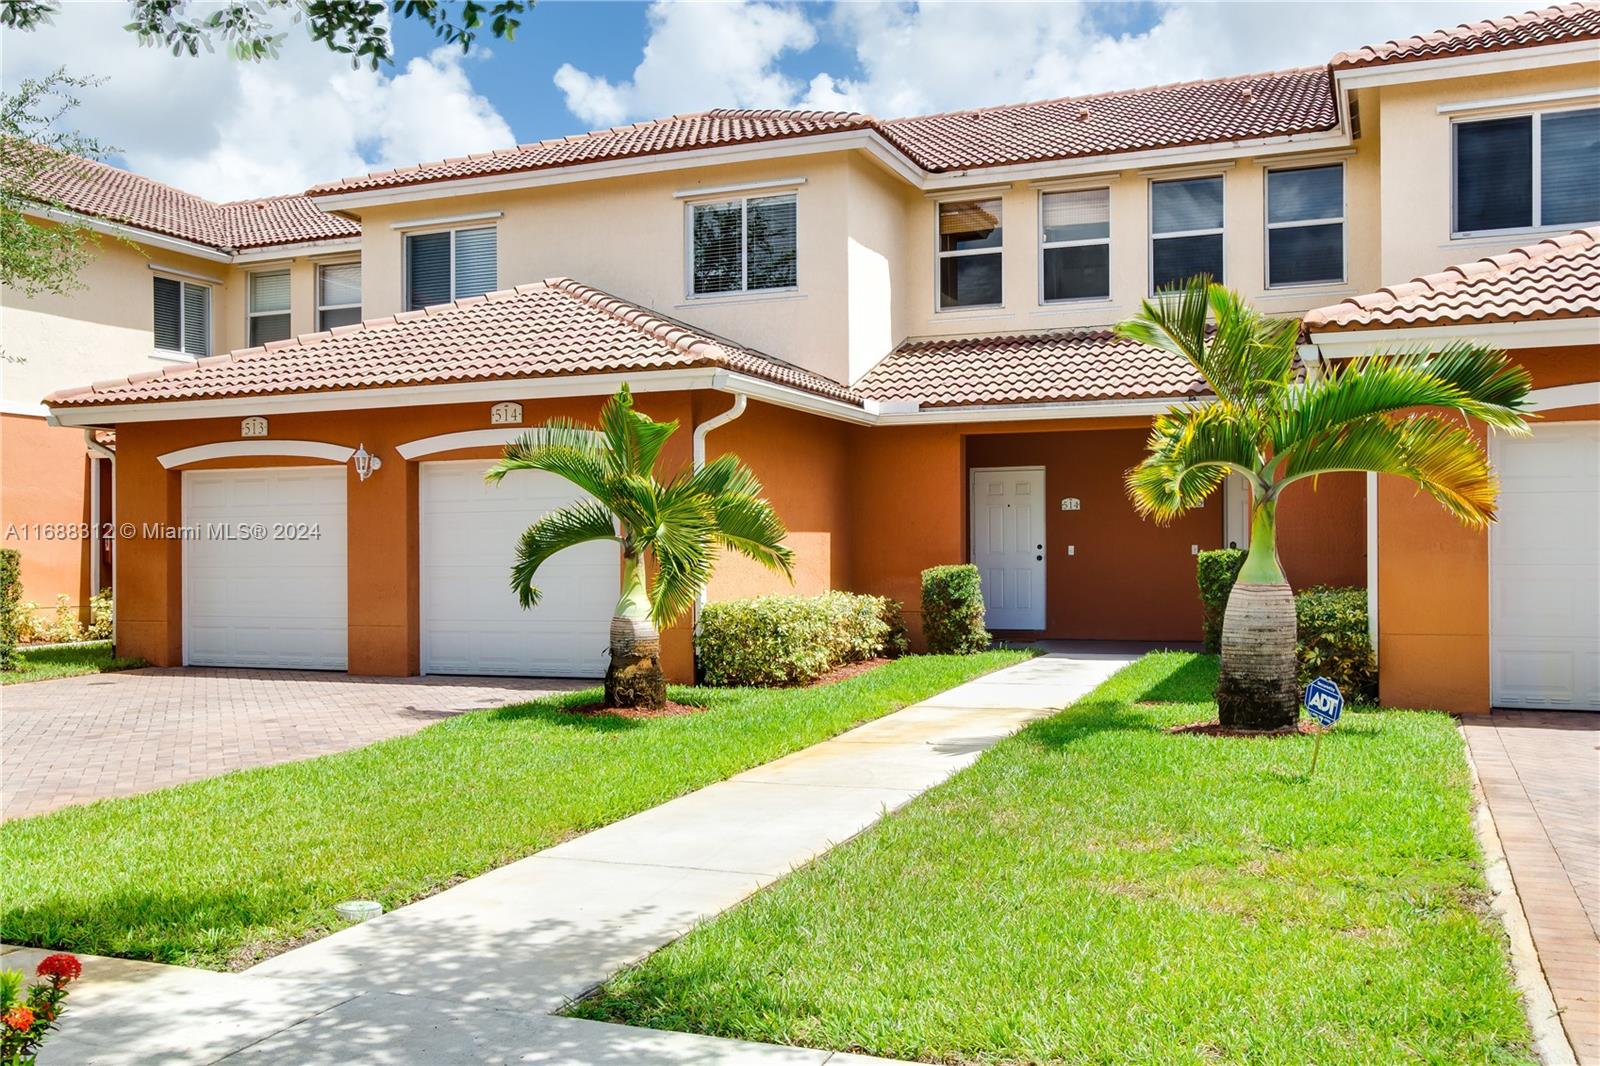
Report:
1,668,588,820
1464,711,1600,1065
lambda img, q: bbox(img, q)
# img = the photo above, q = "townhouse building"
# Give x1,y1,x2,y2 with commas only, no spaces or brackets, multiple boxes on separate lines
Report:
4,3,1597,713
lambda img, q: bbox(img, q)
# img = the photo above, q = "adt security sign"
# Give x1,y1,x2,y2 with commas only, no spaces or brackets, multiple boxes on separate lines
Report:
1304,677,1344,727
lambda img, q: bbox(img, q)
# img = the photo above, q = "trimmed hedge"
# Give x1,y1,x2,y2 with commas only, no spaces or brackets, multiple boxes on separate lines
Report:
0,550,18,670
1296,585,1377,703
921,564,990,655
697,591,905,687
1196,548,1247,654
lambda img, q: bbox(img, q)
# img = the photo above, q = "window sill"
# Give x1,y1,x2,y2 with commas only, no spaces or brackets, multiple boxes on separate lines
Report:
1034,299,1118,314
1445,225,1593,248
1259,284,1354,300
935,304,1007,317
151,350,199,364
675,290,804,310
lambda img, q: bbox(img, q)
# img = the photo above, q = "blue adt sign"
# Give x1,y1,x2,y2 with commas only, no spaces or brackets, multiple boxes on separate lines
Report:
1304,677,1345,727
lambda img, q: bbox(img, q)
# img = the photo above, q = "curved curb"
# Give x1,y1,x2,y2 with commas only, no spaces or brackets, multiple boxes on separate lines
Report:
1460,725,1578,1066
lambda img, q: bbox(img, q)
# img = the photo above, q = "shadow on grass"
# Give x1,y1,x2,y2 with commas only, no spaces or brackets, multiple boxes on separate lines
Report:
1137,654,1220,704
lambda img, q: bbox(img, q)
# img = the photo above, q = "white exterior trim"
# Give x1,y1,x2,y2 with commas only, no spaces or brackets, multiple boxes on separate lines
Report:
147,262,224,285
230,238,361,264
389,210,504,231
1334,41,1600,90
157,439,355,469
1,401,49,418
21,205,233,262
1438,85,1599,115
1366,471,1379,659
397,427,559,460
674,176,805,200
1528,381,1600,411
1310,318,1600,357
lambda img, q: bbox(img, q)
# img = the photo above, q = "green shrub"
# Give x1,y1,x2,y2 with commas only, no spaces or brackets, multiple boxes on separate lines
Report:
1195,548,1247,653
0,550,18,670
85,588,114,641
1295,585,1376,703
921,564,990,655
878,598,910,659
697,591,902,687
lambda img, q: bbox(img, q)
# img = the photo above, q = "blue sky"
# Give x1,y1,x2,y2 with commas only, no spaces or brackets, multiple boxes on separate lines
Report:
3,1,1518,200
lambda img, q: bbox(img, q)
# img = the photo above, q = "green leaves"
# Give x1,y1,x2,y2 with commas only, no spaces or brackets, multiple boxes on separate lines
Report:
1125,402,1261,522
507,501,618,610
600,384,677,479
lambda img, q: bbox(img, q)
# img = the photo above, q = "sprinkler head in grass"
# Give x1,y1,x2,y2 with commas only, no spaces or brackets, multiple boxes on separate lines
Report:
335,900,383,923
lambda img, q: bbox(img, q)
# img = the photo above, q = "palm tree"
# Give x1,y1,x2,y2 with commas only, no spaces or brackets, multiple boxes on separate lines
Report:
1117,278,1532,730
486,385,794,709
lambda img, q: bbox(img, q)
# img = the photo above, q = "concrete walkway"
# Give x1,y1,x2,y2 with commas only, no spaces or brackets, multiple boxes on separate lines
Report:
1,669,586,819
13,650,1136,1065
1464,711,1600,1066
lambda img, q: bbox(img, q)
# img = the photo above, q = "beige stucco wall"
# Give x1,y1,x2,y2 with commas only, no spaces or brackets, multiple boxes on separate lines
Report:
219,256,343,354
351,152,865,385
1372,60,1600,282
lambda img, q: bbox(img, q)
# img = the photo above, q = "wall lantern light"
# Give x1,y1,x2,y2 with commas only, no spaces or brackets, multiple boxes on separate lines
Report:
352,443,382,481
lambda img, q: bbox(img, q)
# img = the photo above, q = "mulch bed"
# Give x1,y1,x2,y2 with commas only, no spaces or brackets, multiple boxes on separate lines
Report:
566,699,709,720
1167,719,1327,738
807,658,891,687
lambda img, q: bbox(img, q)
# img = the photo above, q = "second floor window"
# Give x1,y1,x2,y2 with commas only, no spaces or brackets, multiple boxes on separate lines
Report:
1041,188,1110,302
690,193,797,296
318,262,362,330
248,270,291,347
1151,175,1224,291
406,226,497,310
1455,107,1600,235
153,276,209,357
938,197,1003,310
1267,164,1344,287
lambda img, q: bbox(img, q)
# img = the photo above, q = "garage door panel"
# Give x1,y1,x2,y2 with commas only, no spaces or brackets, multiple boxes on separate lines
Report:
1491,423,1600,710
183,468,348,670
421,462,614,678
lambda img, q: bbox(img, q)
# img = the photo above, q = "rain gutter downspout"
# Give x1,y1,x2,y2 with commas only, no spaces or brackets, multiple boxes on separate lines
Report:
84,429,117,648
691,391,749,629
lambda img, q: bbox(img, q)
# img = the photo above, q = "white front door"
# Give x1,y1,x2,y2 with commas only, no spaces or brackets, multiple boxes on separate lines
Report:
420,460,616,678
1490,422,1600,710
183,467,348,669
970,466,1046,630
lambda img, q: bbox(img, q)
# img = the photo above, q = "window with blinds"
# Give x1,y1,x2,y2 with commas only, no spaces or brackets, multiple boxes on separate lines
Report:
153,276,210,357
1266,164,1344,287
1040,188,1110,302
1455,107,1599,235
689,192,797,296
1151,176,1224,292
318,262,362,330
938,197,1003,309
248,270,291,347
406,226,497,310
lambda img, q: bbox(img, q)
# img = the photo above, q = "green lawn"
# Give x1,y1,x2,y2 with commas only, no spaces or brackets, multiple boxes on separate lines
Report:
574,653,1533,1066
2,641,145,685
0,651,1024,970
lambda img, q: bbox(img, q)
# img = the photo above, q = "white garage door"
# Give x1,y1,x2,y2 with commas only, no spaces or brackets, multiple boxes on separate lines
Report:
420,461,615,678
1490,422,1600,710
184,467,348,669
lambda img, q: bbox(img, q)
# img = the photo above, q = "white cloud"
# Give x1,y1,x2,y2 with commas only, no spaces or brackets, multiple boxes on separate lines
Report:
0,4,513,201
554,2,817,127
560,1,1526,125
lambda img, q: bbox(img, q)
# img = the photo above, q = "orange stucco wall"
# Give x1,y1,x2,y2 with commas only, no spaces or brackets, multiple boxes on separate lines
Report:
1378,345,1599,714
1277,474,1367,590
0,413,97,621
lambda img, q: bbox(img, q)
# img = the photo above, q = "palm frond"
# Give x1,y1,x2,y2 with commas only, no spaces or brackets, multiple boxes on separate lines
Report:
598,384,677,478
1114,276,1218,393
1277,412,1498,526
1125,402,1262,522
639,490,716,628
711,492,796,577
1207,283,1299,401
486,419,612,500
673,453,762,501
508,501,619,609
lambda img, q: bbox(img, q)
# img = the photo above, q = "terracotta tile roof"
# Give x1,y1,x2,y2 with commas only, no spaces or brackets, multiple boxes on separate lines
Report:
1333,3,1600,69
1304,226,1600,332
20,154,358,251
45,278,860,409
305,109,876,195
854,331,1207,408
878,68,1338,173
307,69,1337,195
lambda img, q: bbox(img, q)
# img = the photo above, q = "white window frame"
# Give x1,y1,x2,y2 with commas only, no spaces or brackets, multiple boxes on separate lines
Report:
1451,104,1600,239
1038,187,1112,305
153,274,211,359
246,268,292,347
1149,174,1226,295
935,196,1005,313
316,261,362,331
1264,162,1347,290
403,224,497,310
683,191,799,299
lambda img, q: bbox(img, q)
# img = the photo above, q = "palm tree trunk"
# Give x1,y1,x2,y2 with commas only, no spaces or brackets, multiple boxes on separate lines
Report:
1216,497,1299,730
605,553,666,709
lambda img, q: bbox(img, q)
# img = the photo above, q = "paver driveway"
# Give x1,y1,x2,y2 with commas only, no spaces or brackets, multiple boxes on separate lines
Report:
1464,710,1600,1065
1,668,588,820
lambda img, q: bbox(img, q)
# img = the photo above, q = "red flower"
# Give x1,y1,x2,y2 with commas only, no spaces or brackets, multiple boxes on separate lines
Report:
35,953,81,983
2,1005,34,1031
